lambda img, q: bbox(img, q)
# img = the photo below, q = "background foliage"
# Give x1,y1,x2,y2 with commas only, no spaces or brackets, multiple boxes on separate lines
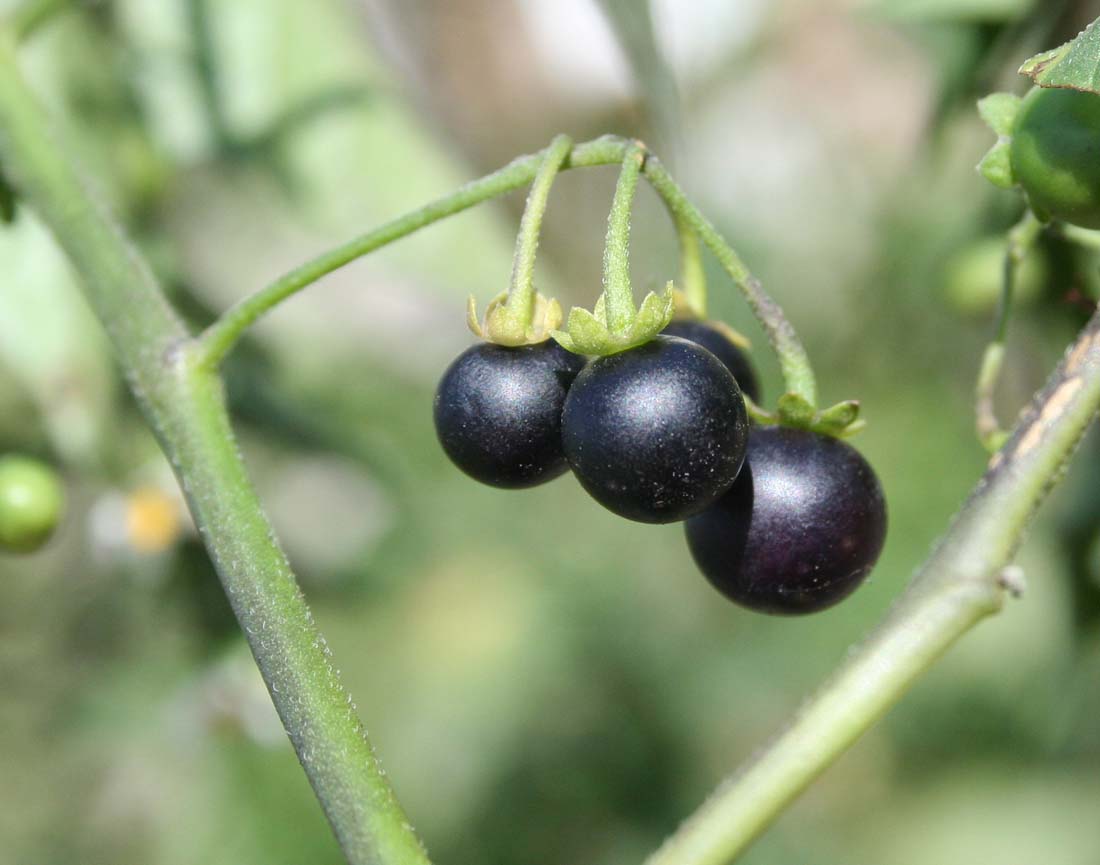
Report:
2,0,1100,863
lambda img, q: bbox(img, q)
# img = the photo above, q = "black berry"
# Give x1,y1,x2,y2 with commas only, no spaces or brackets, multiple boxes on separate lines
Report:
562,336,749,523
685,425,886,614
434,341,586,488
662,319,761,403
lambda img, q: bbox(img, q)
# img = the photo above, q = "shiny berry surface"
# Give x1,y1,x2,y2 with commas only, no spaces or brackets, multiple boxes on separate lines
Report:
562,336,748,523
434,341,585,488
685,426,886,614
662,320,761,403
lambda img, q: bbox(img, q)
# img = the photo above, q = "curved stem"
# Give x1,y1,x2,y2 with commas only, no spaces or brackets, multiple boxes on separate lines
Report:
0,33,428,865
976,211,1042,451
602,143,646,334
641,155,817,406
194,135,629,369
504,133,572,318
675,211,707,317
193,134,813,405
647,308,1100,865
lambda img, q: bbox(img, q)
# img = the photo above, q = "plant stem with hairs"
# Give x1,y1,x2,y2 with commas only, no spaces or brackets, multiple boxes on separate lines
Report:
3,19,1100,865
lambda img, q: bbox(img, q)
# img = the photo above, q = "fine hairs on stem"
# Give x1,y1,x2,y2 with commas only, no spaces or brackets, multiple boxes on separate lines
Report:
3,13,1100,865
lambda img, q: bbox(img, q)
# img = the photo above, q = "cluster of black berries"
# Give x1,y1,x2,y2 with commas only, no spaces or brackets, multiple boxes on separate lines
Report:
434,321,886,615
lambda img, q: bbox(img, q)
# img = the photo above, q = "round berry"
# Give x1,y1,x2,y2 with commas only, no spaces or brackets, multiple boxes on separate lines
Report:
663,319,761,403
434,340,586,488
562,336,748,523
685,426,886,614
0,455,65,554
1011,86,1100,229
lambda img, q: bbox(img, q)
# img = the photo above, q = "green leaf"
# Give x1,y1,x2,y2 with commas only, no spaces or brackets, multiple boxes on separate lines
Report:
1019,18,1100,94
977,92,1020,136
978,140,1015,189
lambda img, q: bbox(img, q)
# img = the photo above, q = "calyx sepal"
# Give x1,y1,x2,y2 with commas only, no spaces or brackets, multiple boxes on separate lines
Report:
976,92,1021,190
467,290,563,346
747,393,864,438
552,282,675,356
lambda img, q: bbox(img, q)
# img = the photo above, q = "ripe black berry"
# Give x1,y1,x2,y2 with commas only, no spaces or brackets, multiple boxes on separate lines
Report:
562,336,749,523
685,425,886,614
662,320,761,403
434,341,586,488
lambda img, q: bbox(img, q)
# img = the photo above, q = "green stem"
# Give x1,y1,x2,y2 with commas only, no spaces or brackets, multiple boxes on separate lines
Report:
602,143,646,335
641,155,817,406
976,211,1042,452
0,33,428,865
194,135,813,404
504,133,572,318
194,135,629,369
675,211,707,317
647,307,1100,865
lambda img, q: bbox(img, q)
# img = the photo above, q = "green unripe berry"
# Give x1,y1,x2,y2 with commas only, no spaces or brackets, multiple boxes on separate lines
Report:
0,455,65,554
1010,87,1100,229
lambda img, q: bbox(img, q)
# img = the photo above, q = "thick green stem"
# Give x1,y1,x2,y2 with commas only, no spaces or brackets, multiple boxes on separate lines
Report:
504,133,572,318
641,155,818,406
647,307,1100,865
0,33,428,865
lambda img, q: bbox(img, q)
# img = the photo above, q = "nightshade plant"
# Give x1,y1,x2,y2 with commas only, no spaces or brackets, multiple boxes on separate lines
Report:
4,6,1100,865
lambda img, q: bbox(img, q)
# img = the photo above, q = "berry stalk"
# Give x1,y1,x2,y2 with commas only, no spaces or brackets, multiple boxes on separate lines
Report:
505,133,572,320
602,143,646,335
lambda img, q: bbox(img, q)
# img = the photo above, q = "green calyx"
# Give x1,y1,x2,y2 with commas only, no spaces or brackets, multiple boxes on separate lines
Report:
467,289,563,345
553,142,675,357
468,134,572,347
746,393,865,439
976,92,1022,191
552,282,675,355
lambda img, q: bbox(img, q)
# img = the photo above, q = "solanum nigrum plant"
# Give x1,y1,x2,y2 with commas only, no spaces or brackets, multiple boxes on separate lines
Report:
433,136,585,488
0,454,64,554
662,318,761,403
6,7,1100,861
685,426,886,614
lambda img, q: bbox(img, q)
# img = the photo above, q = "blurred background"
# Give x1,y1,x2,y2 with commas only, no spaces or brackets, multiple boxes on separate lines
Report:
2,0,1100,862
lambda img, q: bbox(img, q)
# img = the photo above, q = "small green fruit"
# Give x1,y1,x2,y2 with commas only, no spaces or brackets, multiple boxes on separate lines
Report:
1011,87,1100,229
0,455,65,554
